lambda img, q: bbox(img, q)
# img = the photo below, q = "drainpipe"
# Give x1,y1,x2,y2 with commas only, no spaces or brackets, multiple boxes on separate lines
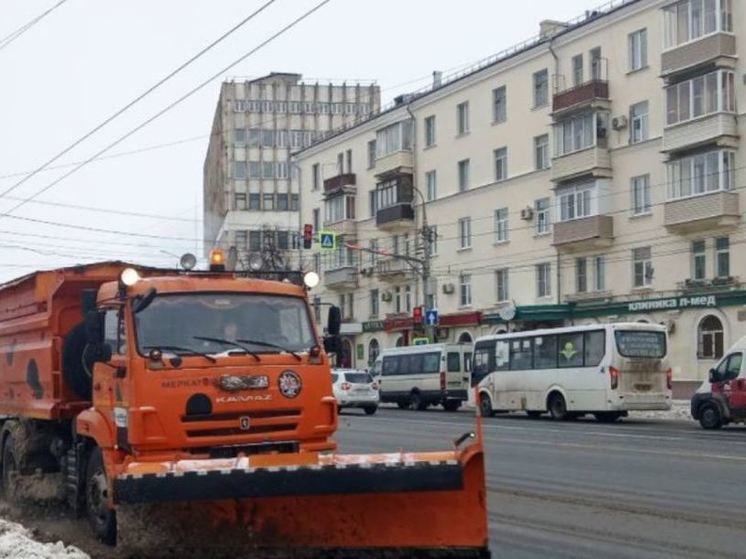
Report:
548,36,563,312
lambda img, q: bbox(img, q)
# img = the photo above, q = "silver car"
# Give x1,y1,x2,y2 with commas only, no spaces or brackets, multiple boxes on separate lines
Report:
332,369,379,415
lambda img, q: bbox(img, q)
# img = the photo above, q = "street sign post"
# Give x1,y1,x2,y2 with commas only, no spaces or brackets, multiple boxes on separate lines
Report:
319,232,336,251
424,309,439,327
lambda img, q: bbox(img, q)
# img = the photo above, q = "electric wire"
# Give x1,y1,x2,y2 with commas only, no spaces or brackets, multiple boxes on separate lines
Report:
0,0,68,53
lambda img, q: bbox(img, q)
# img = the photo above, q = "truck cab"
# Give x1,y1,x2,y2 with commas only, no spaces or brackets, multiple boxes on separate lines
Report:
691,336,746,429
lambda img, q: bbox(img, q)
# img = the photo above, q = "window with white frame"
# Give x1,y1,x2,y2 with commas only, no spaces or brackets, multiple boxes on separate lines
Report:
633,247,653,287
496,269,509,302
629,101,649,143
460,274,472,306
370,289,379,317
458,217,472,249
535,198,551,235
667,149,735,199
692,240,707,280
394,286,402,313
235,230,248,249
536,263,551,298
494,208,509,243
312,163,320,190
698,315,724,359
324,194,355,224
533,69,549,108
494,147,508,182
458,159,470,192
594,256,605,291
572,55,583,86
234,192,247,210
367,140,376,169
663,0,733,50
430,225,438,256
716,236,730,278
426,170,437,201
576,258,588,293
368,238,378,266
234,161,247,179
262,161,274,179
557,182,596,222
424,115,436,147
631,174,651,215
534,134,550,170
666,70,735,126
404,285,412,313
376,121,413,158
492,86,506,123
628,29,648,71
234,128,246,145
555,111,599,156
276,162,289,179
457,102,470,135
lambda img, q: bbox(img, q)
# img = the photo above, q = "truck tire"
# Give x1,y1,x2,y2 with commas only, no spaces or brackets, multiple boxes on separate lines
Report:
1,433,18,503
63,323,94,401
548,393,568,421
363,406,378,416
698,402,723,430
85,447,117,545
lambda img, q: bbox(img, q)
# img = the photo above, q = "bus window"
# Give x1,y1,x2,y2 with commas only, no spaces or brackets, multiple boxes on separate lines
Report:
534,335,558,369
409,353,424,374
615,330,666,358
422,352,440,374
558,333,584,368
473,343,493,385
510,338,533,370
584,330,606,366
447,352,461,372
382,356,399,376
495,340,510,371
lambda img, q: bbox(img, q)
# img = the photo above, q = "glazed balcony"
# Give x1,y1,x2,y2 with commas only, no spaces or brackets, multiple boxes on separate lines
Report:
322,219,357,237
551,143,611,183
323,173,356,196
324,266,358,290
661,33,737,77
376,203,415,231
375,257,409,280
662,113,738,153
375,150,414,178
553,215,614,252
664,191,740,234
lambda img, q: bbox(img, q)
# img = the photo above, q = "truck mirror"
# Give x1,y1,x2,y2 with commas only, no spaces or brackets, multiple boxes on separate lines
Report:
323,335,340,355
327,306,341,336
709,368,719,384
84,310,105,345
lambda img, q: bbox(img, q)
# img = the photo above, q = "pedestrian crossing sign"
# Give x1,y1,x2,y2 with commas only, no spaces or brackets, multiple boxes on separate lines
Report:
319,232,336,251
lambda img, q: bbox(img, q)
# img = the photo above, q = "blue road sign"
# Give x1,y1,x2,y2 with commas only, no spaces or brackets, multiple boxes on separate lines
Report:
424,309,439,326
319,232,336,251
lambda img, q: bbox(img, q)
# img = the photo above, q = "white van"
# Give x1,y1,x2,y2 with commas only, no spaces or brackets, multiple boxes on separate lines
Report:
371,344,472,411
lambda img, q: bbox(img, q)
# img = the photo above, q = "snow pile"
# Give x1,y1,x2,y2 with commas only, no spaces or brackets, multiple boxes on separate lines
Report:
0,519,89,559
630,400,692,420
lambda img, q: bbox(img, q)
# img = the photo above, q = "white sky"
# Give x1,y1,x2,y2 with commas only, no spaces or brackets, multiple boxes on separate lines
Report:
0,0,596,282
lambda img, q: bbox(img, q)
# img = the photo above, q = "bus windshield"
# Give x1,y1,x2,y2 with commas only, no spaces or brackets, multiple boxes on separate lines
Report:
134,293,316,357
614,330,666,359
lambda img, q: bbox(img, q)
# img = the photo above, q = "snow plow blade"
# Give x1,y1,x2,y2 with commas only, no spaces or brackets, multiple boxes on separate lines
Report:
112,442,489,558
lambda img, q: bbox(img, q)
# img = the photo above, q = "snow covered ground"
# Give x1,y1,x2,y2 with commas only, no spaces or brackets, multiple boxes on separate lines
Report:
0,519,89,559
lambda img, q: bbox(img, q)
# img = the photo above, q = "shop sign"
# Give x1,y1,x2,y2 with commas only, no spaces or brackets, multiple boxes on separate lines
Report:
628,295,717,313
362,320,385,333
384,317,414,332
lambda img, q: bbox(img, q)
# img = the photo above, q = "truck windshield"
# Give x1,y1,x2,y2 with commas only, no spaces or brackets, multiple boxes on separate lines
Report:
134,293,316,357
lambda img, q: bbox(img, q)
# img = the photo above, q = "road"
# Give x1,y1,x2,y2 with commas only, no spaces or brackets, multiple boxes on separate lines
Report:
335,407,746,559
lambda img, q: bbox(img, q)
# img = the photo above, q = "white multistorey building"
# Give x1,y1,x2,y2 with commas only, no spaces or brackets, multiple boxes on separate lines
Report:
203,73,380,270
294,0,744,394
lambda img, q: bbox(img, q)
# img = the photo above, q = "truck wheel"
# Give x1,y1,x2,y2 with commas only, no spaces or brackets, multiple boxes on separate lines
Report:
698,403,723,430
443,400,461,412
85,447,117,545
548,393,568,421
363,406,378,416
1,434,18,503
479,394,494,417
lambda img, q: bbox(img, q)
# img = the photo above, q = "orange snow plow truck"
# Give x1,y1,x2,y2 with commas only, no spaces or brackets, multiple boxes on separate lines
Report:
0,258,489,557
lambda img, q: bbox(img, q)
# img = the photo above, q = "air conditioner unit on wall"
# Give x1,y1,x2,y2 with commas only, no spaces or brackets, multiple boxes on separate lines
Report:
520,207,534,221
612,115,628,131
442,283,455,295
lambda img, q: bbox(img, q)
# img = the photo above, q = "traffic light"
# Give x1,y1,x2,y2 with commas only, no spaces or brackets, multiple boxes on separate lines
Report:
413,306,423,324
302,224,313,249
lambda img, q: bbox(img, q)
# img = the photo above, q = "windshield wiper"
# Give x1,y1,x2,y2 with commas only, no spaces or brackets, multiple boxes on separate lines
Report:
236,339,302,361
142,345,217,364
192,336,261,362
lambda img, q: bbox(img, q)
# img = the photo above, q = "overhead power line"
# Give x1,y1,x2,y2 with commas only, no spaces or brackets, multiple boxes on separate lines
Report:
0,0,69,53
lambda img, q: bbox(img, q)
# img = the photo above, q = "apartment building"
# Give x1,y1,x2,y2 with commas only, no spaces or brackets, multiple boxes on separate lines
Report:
295,0,744,393
203,73,380,270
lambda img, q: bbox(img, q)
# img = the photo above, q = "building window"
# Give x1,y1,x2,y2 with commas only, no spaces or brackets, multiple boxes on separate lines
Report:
261,130,274,148
247,129,260,147
667,149,735,199
535,198,551,235
249,193,260,210
458,159,470,192
235,230,248,250
276,129,288,148
664,0,733,50
312,163,320,191
630,101,649,143
370,289,379,317
425,170,437,201
404,285,412,313
536,263,551,298
555,111,601,156
234,161,247,179
368,239,378,265
628,29,648,71
631,174,651,215
277,230,289,250
367,140,376,169
666,70,735,126
394,286,402,314
692,240,707,280
376,121,413,158
234,192,247,210
534,134,549,170
290,193,299,211
430,225,438,256
424,115,436,147
460,274,472,307
594,256,605,291
263,193,274,211
457,101,470,135
276,193,289,211
698,315,724,360
496,269,509,302
313,296,321,322
312,208,320,232
558,182,595,222
633,247,653,287
324,194,355,224
533,69,549,108
494,208,509,243
458,217,472,249
234,128,246,145
249,231,262,251
494,147,508,182
590,47,603,80
716,236,730,278
576,258,588,293
339,293,353,320
368,339,380,366
492,86,506,123
262,161,274,179
571,54,584,86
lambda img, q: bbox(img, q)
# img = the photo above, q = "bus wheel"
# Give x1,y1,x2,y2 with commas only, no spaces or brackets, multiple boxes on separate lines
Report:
698,403,723,430
548,393,568,421
479,394,494,417
85,447,117,545
594,412,623,423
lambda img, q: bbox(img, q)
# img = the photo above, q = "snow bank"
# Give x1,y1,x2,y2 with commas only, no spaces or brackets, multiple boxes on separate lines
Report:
0,519,89,559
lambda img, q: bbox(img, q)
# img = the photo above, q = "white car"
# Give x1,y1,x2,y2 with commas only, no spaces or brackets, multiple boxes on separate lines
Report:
332,368,379,415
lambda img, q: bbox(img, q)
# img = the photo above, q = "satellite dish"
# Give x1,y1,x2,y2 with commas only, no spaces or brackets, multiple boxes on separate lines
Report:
498,301,517,322
179,253,197,271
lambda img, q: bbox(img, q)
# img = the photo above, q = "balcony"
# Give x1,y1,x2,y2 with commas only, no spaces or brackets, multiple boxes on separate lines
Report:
551,144,612,183
375,150,413,178
664,191,740,234
553,215,614,251
552,80,610,117
322,219,356,237
323,173,356,196
661,33,737,77
376,203,415,231
324,266,358,290
662,113,739,153
375,257,410,280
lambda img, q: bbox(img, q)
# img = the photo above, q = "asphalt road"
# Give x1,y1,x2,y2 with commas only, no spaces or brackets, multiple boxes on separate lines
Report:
335,407,746,559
